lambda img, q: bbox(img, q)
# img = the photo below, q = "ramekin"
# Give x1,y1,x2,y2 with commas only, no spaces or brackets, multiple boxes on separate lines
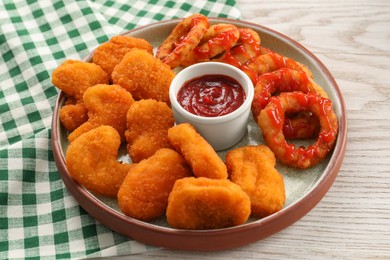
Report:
169,62,254,151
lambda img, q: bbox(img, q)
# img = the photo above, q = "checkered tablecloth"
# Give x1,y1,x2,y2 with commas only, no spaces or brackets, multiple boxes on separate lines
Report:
0,1,242,258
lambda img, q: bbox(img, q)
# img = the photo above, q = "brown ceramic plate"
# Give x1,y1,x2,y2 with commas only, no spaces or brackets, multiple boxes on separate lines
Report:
51,18,347,251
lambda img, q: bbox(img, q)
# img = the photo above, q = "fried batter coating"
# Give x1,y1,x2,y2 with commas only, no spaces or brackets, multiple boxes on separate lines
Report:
166,177,251,229
52,60,109,101
92,35,153,78
156,13,209,68
52,60,109,131
68,84,134,142
167,123,228,179
182,23,240,66
59,103,88,132
66,125,132,197
125,99,174,163
111,48,175,104
258,92,338,169
225,145,286,218
117,148,192,221
214,28,261,67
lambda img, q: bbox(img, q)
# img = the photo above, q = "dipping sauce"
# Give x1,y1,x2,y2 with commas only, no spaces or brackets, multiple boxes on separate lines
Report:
177,74,246,117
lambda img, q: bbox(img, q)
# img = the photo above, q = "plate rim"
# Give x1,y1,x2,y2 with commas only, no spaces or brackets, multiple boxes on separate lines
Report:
51,17,348,251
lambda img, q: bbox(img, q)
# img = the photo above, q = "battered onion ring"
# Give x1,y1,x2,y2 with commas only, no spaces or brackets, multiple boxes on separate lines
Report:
183,23,240,65
241,51,314,85
252,68,325,139
214,28,261,67
156,14,209,68
258,92,338,169
252,68,314,120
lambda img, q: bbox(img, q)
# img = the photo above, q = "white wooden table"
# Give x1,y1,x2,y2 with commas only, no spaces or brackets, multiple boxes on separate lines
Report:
114,0,390,258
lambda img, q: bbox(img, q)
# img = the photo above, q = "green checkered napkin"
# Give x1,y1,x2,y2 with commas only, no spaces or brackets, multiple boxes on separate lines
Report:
0,0,242,259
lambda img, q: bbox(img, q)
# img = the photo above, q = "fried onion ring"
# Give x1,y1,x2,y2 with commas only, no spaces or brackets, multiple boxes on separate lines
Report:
252,68,325,139
185,23,240,65
156,14,209,68
241,51,314,85
258,92,338,169
214,28,261,67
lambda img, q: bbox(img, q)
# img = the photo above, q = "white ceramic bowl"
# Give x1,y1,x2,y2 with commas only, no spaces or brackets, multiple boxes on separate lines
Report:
169,62,254,151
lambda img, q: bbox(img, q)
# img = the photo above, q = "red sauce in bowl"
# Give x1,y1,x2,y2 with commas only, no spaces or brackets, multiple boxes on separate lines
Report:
177,74,246,117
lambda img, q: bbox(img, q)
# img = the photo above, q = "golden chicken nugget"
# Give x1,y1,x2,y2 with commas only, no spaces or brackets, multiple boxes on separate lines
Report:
66,125,132,197
166,177,251,229
68,84,134,142
167,123,228,179
111,48,175,103
225,145,286,218
92,35,153,78
117,148,192,221
52,60,109,131
59,103,88,132
52,60,109,101
125,99,175,163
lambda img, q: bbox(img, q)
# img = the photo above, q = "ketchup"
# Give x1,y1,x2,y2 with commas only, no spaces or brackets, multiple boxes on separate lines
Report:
177,74,246,117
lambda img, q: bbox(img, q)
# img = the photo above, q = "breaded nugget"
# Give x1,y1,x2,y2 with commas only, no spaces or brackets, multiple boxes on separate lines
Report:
117,148,192,221
125,99,174,163
225,145,286,218
52,60,109,101
111,48,175,103
52,60,109,131
167,123,227,179
59,103,88,132
166,177,251,229
68,84,134,142
66,125,132,197
92,35,153,78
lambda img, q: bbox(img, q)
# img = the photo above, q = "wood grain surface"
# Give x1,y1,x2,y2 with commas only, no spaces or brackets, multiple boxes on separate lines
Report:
113,0,390,259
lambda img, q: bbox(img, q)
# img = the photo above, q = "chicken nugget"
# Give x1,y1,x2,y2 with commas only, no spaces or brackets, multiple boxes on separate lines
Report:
66,125,132,197
111,48,174,104
52,60,109,131
166,177,251,229
225,145,286,218
68,84,134,142
59,103,88,132
167,123,227,179
125,99,174,163
52,60,109,101
117,148,192,221
92,35,153,78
